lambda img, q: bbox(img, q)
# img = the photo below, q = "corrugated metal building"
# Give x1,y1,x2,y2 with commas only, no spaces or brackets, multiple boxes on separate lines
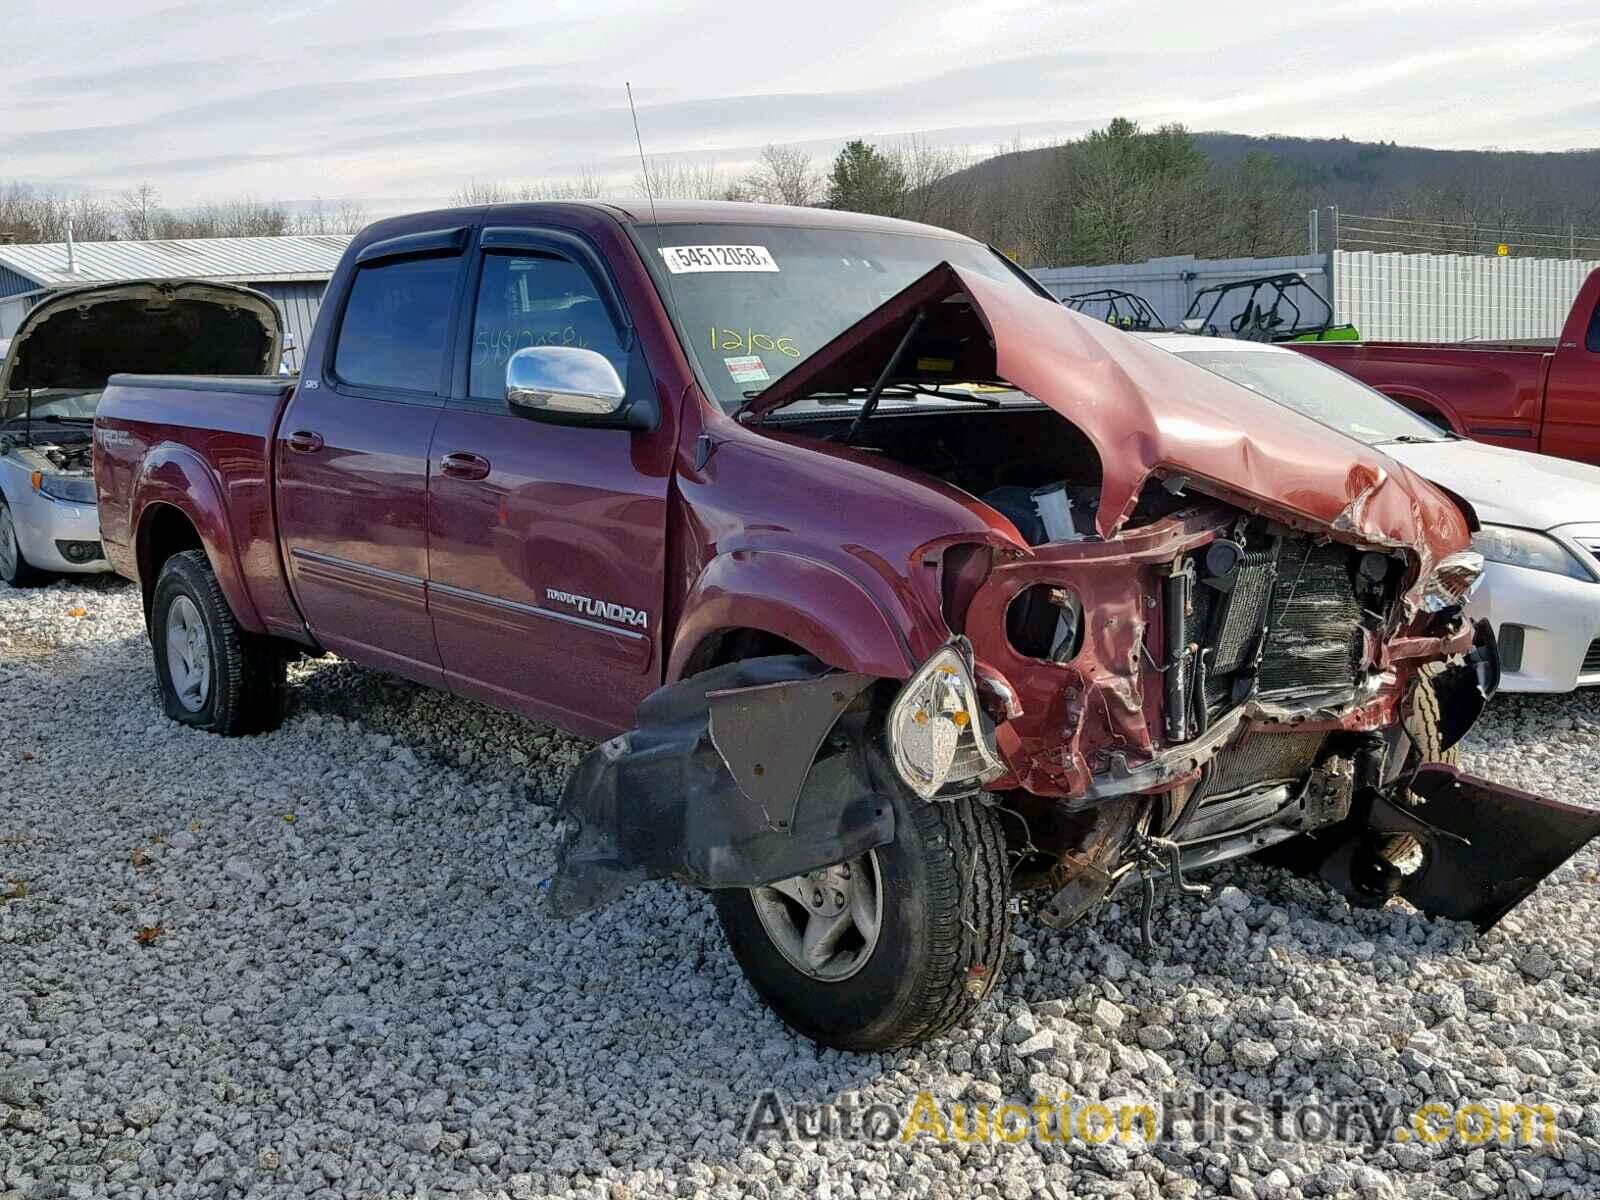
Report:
0,234,352,362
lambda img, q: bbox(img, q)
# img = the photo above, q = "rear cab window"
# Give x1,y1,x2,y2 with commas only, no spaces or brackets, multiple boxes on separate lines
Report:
333,255,460,394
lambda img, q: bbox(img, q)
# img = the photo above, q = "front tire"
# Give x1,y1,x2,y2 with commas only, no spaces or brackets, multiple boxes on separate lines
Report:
0,495,47,587
714,757,1012,1051
1404,665,1460,771
151,549,287,735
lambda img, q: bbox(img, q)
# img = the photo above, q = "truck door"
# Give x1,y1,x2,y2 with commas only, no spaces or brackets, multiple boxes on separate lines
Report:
1540,290,1600,466
425,228,672,739
274,229,467,686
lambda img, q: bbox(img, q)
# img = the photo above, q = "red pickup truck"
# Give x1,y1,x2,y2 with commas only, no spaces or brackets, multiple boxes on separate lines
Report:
1294,268,1600,464
93,202,1598,1050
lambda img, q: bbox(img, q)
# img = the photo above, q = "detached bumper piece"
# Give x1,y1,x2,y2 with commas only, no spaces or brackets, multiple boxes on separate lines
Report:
546,656,891,917
1321,764,1600,931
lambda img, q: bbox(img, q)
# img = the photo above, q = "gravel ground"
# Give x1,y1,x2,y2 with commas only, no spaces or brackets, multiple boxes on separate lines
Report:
4,575,1600,1200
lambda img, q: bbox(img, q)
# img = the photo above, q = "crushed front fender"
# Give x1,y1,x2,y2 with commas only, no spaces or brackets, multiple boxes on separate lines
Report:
546,656,891,917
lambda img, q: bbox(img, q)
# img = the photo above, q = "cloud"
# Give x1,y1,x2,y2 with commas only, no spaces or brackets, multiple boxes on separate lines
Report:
0,0,1592,213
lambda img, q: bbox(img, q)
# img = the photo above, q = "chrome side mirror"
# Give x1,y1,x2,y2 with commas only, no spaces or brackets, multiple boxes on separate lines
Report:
505,346,627,418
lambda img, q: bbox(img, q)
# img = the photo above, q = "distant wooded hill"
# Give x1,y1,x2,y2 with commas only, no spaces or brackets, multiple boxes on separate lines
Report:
911,127,1600,267
1189,133,1600,220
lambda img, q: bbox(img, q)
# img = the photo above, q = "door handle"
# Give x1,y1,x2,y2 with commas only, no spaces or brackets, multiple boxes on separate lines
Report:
439,451,492,481
286,430,324,453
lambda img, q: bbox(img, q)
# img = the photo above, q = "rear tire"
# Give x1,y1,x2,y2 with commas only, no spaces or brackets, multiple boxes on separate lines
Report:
715,746,1012,1051
151,549,287,735
0,495,48,587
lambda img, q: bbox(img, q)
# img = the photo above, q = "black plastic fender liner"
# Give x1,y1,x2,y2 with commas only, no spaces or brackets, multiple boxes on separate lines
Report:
546,656,889,917
1421,618,1501,752
1317,764,1600,931
1381,765,1600,930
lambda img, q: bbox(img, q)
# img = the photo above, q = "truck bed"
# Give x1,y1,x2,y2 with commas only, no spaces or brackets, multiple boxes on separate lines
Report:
95,373,306,639
1290,339,1551,445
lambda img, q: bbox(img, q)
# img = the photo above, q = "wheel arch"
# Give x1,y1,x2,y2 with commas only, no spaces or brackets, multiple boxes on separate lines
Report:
667,550,919,684
131,447,264,635
1383,387,1462,435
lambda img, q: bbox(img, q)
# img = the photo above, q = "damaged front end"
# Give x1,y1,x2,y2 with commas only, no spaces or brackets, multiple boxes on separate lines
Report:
964,505,1596,935
551,257,1595,943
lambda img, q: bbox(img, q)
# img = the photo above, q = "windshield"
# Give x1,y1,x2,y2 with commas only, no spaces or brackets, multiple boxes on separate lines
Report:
0,389,102,425
636,222,1036,411
1170,348,1451,445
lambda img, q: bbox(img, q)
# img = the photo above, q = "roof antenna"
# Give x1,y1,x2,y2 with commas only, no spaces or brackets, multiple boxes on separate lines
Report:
626,82,679,315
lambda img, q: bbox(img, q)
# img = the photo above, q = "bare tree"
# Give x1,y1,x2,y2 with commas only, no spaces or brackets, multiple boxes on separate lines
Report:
739,144,821,207
633,158,733,201
452,179,515,205
118,183,163,240
151,197,291,239
452,170,610,206
1215,152,1302,257
292,197,369,235
889,136,968,223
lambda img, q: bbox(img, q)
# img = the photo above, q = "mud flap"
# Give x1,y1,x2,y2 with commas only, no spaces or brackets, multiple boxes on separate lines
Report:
1321,764,1600,930
1422,618,1500,752
545,656,892,917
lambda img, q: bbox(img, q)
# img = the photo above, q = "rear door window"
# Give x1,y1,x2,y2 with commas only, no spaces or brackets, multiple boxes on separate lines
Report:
333,255,461,394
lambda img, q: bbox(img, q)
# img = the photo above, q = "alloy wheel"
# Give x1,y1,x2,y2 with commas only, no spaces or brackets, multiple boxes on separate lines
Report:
165,595,212,712
750,851,883,982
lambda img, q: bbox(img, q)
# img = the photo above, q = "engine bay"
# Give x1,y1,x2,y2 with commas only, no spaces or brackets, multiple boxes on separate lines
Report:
1,433,94,477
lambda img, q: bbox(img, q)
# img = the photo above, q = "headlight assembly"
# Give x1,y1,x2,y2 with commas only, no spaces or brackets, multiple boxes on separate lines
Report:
1419,548,1486,612
33,473,97,506
887,643,1005,799
1472,525,1594,582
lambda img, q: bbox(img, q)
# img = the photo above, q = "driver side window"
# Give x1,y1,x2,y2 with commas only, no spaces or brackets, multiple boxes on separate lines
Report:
468,252,627,400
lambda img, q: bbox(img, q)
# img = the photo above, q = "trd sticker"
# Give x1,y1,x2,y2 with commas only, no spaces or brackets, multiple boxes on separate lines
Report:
724,355,771,384
660,245,779,274
546,588,649,630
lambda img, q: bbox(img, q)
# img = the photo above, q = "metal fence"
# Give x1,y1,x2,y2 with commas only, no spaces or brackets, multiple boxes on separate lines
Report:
1334,212,1600,260
1032,254,1332,332
1330,251,1600,342
1033,249,1598,344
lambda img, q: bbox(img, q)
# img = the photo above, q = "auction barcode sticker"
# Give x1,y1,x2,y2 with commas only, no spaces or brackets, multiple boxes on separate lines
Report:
660,245,779,274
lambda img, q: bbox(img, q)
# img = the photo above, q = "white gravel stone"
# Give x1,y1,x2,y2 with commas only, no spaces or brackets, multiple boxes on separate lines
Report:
6,573,1600,1200
1231,1039,1278,1070
1089,997,1125,1031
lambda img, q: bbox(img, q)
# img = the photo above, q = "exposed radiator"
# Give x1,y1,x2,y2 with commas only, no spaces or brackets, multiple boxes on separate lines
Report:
1192,730,1326,803
1208,550,1277,673
1256,541,1364,698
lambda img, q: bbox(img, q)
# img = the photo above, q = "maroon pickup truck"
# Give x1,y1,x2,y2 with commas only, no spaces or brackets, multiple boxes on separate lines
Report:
93,202,1599,1050
1294,268,1600,465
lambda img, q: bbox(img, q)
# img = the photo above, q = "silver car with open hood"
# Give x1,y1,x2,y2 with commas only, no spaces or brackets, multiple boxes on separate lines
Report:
0,280,281,585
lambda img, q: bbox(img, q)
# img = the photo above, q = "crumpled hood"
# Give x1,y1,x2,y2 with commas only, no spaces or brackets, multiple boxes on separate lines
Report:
742,262,1471,576
0,279,281,419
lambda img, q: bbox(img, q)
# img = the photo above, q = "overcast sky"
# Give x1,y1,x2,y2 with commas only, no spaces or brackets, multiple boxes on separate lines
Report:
3,0,1595,215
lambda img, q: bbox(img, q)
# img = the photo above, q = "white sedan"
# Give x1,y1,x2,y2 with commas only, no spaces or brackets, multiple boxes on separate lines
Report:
0,280,280,586
1145,334,1600,693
